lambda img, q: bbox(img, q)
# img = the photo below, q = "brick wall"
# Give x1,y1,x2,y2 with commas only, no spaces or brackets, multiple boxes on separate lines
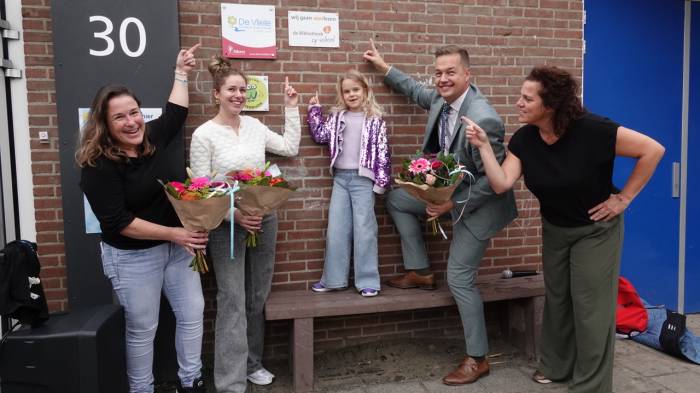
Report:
21,0,583,357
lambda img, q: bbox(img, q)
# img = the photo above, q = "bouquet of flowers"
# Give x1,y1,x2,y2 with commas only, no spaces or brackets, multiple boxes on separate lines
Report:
160,170,237,273
394,151,472,238
228,163,296,247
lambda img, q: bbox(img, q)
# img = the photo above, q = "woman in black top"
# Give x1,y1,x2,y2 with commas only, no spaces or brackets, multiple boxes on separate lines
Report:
77,45,207,393
464,66,664,393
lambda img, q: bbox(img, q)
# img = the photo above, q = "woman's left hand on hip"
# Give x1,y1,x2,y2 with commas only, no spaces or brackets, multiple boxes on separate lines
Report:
588,194,630,222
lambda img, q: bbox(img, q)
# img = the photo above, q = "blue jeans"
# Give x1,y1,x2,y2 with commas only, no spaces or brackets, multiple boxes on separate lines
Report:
321,169,380,291
100,242,204,393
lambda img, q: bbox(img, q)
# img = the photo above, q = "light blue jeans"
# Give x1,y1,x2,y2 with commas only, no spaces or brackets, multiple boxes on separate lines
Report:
321,169,380,291
100,242,204,393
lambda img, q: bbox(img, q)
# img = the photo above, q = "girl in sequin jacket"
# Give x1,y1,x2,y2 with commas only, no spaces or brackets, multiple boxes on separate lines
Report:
307,69,391,297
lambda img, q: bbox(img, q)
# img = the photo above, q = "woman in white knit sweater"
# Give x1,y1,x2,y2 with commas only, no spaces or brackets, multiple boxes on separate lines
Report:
189,56,300,393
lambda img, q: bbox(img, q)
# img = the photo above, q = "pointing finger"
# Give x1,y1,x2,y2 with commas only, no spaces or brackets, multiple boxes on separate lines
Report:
186,43,201,55
461,116,476,126
370,37,378,52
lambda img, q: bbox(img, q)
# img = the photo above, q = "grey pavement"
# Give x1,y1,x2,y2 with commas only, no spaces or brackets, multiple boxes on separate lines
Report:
246,314,700,393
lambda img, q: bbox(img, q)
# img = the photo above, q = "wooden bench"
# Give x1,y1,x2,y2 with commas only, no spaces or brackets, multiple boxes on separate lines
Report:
265,274,544,392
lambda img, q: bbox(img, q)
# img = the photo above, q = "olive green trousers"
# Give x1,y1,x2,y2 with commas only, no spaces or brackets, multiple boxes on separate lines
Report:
539,215,623,393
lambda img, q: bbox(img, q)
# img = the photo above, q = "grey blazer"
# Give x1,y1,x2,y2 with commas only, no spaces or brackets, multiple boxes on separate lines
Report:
385,67,517,240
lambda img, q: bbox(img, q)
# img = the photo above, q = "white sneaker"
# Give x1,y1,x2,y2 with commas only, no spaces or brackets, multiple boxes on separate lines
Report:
247,368,274,385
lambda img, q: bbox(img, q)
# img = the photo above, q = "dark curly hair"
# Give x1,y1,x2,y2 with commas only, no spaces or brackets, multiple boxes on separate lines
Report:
525,66,584,136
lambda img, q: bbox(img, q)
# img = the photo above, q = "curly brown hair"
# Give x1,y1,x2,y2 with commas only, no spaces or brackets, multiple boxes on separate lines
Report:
525,66,584,136
75,85,154,167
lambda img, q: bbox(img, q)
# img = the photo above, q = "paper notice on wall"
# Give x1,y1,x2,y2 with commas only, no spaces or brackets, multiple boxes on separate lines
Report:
243,75,269,112
78,107,162,234
221,3,276,59
288,11,339,48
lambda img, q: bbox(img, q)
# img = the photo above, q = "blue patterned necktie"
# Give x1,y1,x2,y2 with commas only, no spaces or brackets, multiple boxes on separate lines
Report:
438,102,452,151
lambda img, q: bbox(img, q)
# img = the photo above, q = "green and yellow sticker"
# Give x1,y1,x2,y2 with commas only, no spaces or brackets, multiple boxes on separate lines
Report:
244,75,269,111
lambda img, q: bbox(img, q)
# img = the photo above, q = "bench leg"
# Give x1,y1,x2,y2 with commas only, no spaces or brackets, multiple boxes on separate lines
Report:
291,318,314,392
507,297,542,359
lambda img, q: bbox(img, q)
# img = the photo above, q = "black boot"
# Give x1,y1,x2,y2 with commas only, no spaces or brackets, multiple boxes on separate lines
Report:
176,376,206,393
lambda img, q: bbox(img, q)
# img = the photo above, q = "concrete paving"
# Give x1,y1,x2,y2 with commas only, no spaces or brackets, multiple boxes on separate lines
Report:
246,314,700,393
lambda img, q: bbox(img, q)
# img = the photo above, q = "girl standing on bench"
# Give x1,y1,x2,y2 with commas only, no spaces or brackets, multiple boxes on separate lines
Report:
307,69,391,297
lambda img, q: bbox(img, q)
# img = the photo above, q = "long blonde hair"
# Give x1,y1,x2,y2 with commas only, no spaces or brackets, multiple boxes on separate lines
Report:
334,69,383,117
75,85,154,167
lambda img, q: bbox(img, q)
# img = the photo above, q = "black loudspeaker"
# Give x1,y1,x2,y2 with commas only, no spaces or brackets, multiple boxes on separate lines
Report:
0,304,127,393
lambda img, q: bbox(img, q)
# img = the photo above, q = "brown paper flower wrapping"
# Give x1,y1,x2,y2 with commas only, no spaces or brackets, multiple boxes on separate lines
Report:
234,185,295,216
165,192,233,232
394,175,464,206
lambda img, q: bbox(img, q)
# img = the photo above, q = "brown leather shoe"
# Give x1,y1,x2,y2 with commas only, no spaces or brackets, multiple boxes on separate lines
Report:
442,357,490,385
385,271,436,290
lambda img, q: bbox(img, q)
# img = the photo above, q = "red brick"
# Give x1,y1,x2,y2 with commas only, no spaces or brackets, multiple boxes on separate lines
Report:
23,0,583,349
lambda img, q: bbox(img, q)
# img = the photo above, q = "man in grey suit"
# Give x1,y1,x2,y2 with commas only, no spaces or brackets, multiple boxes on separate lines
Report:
363,40,517,385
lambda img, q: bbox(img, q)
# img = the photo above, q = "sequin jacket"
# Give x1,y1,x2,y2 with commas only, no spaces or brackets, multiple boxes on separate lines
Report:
307,106,391,194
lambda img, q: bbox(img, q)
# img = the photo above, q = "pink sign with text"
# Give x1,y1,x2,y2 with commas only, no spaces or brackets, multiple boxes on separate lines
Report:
220,3,276,59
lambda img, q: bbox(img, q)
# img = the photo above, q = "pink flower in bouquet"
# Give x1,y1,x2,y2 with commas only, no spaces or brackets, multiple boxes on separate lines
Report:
160,171,237,273
170,181,186,194
188,177,210,191
235,172,253,182
425,173,437,186
409,158,431,175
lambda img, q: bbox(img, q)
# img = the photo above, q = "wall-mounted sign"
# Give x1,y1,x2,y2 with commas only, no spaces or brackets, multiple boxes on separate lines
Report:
221,3,276,59
243,75,269,112
288,11,339,48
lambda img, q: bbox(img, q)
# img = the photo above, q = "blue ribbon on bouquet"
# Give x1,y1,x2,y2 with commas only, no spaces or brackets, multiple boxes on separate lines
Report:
227,180,239,260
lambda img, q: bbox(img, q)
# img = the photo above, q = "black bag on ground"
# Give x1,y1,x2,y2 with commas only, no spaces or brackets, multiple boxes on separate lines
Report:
659,309,686,358
0,240,49,327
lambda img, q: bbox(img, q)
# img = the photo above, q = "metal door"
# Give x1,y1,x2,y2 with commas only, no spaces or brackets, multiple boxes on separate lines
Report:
584,0,685,308
684,1,700,311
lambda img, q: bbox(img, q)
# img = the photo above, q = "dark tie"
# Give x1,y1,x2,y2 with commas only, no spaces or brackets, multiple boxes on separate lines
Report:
438,102,451,151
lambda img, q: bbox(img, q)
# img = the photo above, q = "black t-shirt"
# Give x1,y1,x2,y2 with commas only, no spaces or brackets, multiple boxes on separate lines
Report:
80,102,188,249
508,112,619,227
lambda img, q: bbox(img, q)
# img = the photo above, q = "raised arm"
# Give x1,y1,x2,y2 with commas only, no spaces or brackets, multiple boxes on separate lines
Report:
266,77,301,156
168,43,200,107
464,116,522,194
588,126,665,221
363,38,435,110
362,38,390,74
307,92,334,144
